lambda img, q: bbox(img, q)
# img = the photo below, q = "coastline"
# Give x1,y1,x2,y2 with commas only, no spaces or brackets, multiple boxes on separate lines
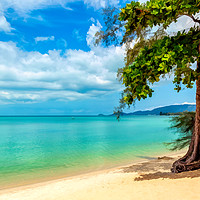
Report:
1,149,200,200
0,149,185,190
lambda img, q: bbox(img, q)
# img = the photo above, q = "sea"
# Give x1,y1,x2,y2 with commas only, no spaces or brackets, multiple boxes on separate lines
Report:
0,115,178,188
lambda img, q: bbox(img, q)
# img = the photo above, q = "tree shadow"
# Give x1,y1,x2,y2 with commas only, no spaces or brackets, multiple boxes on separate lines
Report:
123,156,174,173
134,170,200,181
122,156,200,181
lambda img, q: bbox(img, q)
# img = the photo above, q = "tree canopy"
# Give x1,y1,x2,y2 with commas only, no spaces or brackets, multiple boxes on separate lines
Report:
114,0,200,106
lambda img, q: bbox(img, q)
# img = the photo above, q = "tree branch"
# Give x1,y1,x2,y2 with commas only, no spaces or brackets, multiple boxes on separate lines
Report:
188,15,200,24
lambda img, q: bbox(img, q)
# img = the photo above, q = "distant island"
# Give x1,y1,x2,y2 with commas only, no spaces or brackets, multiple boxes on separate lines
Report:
99,104,196,116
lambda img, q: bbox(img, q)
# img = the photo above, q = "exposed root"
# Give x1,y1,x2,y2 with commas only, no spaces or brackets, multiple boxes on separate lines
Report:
171,160,200,173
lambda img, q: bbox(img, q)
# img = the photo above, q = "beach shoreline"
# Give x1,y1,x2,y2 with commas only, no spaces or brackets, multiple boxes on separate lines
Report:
0,149,185,191
1,149,200,200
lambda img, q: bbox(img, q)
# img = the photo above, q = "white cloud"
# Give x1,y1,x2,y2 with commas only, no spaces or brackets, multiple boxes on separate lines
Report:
83,0,119,9
138,0,148,3
0,0,78,32
0,15,13,32
0,0,121,33
0,41,124,104
166,15,196,35
0,0,120,33
0,0,120,16
0,90,89,104
0,0,77,16
35,36,55,43
86,20,102,47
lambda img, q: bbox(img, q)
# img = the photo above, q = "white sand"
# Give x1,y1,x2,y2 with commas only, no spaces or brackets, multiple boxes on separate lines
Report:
1,151,200,200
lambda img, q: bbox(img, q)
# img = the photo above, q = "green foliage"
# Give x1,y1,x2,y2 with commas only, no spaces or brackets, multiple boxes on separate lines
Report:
122,28,200,104
118,0,200,105
166,112,195,151
124,27,167,66
120,0,200,36
113,93,127,120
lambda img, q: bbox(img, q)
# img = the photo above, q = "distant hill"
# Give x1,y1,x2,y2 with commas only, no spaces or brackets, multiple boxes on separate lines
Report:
127,104,196,115
99,104,196,116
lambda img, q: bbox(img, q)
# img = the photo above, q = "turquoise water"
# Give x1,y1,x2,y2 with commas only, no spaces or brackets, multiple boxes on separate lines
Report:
0,116,177,188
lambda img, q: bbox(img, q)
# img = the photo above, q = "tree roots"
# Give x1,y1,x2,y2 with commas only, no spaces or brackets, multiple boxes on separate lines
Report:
171,160,200,173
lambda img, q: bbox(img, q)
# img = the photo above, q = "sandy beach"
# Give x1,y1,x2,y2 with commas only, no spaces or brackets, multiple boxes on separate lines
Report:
1,151,200,200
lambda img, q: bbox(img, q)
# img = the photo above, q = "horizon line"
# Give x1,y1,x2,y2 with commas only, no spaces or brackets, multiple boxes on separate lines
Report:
0,103,196,117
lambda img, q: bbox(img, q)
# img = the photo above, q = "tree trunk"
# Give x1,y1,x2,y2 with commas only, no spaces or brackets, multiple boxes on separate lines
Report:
171,44,200,173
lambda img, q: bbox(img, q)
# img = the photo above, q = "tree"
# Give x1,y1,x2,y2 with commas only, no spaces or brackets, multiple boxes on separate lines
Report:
166,112,195,151
98,0,200,173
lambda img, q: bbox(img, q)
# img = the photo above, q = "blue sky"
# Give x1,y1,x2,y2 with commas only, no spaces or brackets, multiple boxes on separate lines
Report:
0,0,196,115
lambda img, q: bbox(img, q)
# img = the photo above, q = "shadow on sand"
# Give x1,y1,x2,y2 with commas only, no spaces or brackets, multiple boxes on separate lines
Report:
122,156,200,181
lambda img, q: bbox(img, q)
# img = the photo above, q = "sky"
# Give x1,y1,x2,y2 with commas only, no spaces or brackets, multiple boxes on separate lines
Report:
0,0,197,115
